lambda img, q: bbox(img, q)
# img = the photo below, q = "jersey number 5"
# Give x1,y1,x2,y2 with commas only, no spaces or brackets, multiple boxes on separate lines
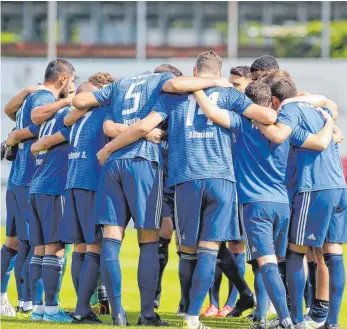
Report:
122,81,146,116
186,92,219,126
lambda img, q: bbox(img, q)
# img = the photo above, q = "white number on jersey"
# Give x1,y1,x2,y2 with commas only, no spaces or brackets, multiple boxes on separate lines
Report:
186,92,219,126
69,111,93,147
122,81,146,116
39,118,56,138
16,99,28,129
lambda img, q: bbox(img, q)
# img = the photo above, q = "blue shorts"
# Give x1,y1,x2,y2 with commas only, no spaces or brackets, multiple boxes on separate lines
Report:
240,202,290,262
6,189,17,237
290,188,347,247
162,169,175,218
174,179,240,248
12,185,31,241
96,158,163,230
63,188,102,244
29,193,65,246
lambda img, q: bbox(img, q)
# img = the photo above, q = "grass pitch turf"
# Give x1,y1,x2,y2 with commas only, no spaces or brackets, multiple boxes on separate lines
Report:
1,229,347,329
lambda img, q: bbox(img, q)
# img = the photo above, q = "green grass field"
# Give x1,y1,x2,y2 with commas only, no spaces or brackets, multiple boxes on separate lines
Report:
1,229,347,329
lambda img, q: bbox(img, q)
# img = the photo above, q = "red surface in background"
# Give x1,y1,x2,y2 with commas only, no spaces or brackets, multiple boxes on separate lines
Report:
343,158,347,182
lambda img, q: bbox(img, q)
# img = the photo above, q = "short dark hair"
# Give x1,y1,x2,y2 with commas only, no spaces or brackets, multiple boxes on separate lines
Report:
230,66,251,78
44,58,75,82
250,55,279,73
260,69,292,86
154,64,183,77
270,78,297,102
195,51,222,75
245,82,272,107
88,72,116,88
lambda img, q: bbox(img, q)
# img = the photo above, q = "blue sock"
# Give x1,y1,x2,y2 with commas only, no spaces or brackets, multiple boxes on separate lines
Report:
71,252,85,294
209,262,222,308
188,247,218,316
42,255,63,306
261,262,292,326
100,238,123,318
14,240,30,303
179,252,197,313
29,256,44,305
156,237,170,298
226,252,246,307
286,250,306,324
307,261,316,308
138,242,159,319
22,247,34,303
75,252,100,317
251,261,268,320
324,253,345,325
1,245,17,293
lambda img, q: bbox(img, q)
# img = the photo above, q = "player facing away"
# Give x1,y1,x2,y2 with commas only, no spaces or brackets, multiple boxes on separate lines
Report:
31,74,116,324
256,81,346,329
203,65,253,318
96,51,279,329
194,78,338,329
1,85,46,317
72,64,230,327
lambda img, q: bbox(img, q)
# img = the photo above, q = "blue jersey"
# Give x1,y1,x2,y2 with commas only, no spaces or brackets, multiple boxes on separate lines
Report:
278,103,346,192
229,112,292,204
30,107,71,195
61,106,109,191
154,88,253,187
12,90,56,186
285,146,298,200
7,163,15,191
93,71,174,166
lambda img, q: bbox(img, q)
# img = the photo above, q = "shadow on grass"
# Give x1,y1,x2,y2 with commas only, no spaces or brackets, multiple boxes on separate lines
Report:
1,312,252,329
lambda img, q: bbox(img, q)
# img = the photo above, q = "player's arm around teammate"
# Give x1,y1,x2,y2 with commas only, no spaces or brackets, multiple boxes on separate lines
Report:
4,85,48,121
255,93,338,145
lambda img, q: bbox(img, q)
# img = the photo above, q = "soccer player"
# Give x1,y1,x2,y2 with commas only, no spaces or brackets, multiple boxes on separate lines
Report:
72,63,231,326
4,83,67,317
203,65,252,318
154,66,183,311
1,85,45,317
7,59,75,322
96,51,280,329
193,78,338,329
256,89,346,328
257,84,346,329
32,73,115,324
228,66,253,93
250,55,280,81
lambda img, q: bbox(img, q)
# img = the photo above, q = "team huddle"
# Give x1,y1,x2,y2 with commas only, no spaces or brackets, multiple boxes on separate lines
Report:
0,52,346,329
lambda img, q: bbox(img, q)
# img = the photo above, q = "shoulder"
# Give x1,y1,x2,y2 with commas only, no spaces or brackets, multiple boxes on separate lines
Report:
33,89,55,100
